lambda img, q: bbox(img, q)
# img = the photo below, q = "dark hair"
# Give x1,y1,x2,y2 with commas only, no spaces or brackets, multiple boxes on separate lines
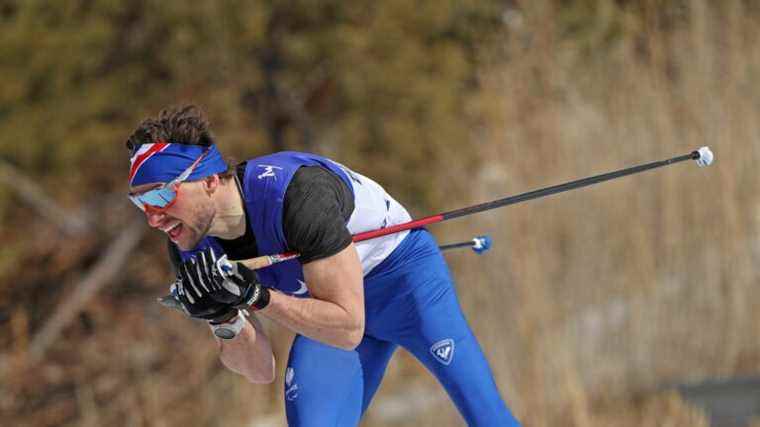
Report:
126,105,236,178
126,105,214,153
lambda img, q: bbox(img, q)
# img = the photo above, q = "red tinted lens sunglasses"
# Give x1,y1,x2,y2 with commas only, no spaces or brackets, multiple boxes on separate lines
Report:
129,148,209,213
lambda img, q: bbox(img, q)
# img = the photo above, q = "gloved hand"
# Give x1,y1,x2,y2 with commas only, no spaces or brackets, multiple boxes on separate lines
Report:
163,247,271,322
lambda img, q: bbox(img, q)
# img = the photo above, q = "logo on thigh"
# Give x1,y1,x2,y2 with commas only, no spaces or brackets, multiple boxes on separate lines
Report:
430,338,455,366
285,367,299,401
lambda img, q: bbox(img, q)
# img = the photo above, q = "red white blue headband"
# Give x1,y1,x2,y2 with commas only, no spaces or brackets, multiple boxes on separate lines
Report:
128,141,228,186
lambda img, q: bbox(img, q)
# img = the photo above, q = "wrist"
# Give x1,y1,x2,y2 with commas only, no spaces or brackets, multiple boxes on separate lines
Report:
239,283,271,311
208,307,238,323
209,309,248,340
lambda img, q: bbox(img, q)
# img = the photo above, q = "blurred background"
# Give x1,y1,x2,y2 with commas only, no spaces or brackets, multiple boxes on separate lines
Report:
0,0,758,426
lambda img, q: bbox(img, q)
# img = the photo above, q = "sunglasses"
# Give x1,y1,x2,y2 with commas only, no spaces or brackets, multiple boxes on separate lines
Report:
128,148,210,213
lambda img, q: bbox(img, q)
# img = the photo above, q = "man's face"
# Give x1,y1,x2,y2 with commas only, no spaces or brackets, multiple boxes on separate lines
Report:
129,180,215,250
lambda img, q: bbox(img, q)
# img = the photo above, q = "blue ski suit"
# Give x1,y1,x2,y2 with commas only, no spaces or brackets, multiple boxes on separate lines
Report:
179,152,520,426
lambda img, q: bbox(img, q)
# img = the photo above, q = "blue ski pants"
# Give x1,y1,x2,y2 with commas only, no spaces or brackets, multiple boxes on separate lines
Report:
283,229,521,426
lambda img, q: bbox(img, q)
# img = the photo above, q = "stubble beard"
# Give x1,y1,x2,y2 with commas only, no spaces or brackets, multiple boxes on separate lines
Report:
177,205,215,251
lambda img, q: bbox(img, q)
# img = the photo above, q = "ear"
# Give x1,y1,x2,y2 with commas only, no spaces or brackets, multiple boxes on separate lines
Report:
203,174,221,194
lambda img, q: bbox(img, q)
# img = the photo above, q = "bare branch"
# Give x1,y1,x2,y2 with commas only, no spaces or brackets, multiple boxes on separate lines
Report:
27,218,146,364
0,160,93,236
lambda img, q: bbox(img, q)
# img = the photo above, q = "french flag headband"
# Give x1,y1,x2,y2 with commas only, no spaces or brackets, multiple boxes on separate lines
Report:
128,141,228,186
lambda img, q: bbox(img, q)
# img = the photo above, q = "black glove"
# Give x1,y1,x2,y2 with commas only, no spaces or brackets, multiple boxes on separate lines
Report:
172,247,270,322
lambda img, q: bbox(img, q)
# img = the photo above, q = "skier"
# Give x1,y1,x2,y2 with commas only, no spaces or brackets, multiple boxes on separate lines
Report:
126,105,520,426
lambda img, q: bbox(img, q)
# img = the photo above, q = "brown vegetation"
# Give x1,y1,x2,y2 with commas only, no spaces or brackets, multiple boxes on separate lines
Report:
1,1,757,426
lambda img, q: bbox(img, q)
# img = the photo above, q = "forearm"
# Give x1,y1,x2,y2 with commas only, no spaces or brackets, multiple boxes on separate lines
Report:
259,291,364,350
217,315,275,384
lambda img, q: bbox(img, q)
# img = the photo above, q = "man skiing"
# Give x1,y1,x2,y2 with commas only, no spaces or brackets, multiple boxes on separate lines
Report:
126,105,520,426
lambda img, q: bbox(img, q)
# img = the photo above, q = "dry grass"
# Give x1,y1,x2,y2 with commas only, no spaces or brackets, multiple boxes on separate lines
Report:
366,1,760,425
4,1,760,426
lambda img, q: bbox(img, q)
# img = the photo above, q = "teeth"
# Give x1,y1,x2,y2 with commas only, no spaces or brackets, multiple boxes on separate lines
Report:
164,223,180,234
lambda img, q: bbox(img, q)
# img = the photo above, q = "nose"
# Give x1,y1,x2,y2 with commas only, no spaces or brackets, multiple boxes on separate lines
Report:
145,209,167,228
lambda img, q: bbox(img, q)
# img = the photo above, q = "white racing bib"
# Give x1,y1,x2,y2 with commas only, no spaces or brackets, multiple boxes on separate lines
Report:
330,162,412,275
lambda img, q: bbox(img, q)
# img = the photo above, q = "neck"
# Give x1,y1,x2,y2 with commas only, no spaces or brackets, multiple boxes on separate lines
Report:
208,177,246,240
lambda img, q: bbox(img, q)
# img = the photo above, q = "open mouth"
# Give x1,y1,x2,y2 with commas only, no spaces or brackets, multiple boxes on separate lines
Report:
166,223,183,240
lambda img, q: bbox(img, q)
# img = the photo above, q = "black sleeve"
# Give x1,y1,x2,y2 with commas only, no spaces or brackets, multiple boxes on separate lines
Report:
283,166,355,264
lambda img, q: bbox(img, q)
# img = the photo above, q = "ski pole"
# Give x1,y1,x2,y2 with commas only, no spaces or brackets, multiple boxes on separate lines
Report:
439,235,492,254
238,147,714,270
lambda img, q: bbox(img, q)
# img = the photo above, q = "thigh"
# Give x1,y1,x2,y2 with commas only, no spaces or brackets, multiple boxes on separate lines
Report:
387,245,520,426
398,286,520,426
284,335,364,427
365,230,520,425
355,335,397,414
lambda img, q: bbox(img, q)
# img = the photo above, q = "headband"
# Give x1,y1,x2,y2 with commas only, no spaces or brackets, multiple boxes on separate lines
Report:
128,142,228,186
